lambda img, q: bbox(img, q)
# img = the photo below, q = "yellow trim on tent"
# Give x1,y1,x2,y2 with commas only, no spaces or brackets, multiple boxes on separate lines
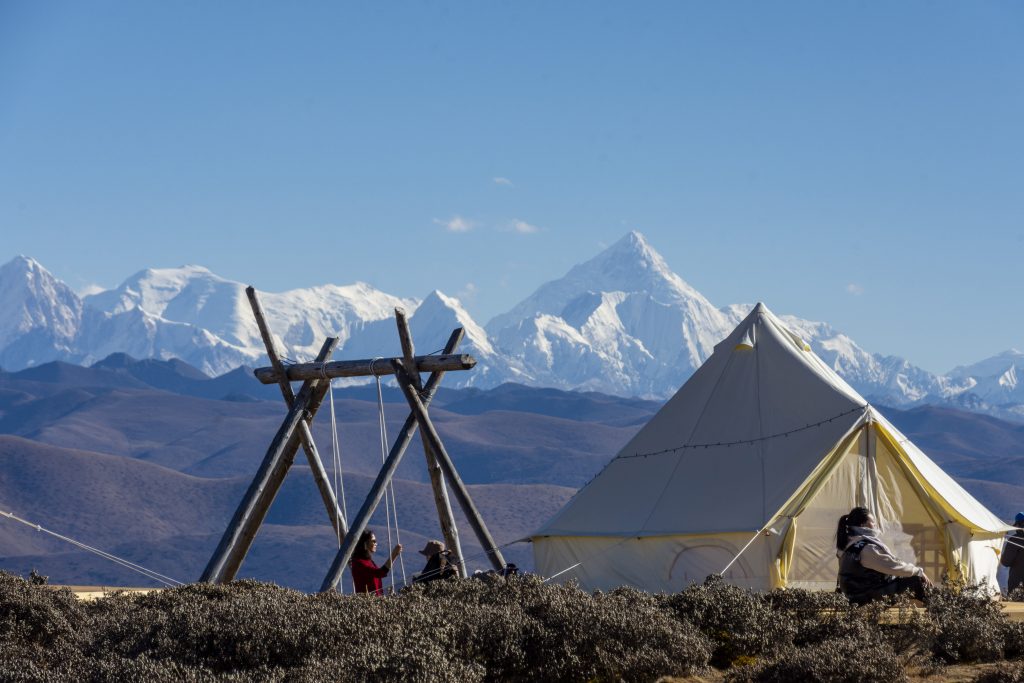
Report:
874,421,990,533
768,420,867,587
770,418,984,587
872,421,965,580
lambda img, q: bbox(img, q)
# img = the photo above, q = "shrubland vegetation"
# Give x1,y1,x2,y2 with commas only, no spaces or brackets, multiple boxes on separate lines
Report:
3,571,1024,682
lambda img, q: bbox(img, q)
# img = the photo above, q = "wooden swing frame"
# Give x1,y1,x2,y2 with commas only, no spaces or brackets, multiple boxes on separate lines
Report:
200,286,506,592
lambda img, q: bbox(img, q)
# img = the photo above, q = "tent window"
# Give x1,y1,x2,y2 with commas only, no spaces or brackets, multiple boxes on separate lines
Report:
900,523,946,581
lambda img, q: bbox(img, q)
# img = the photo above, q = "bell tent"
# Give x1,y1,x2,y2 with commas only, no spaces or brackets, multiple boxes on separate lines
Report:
533,303,1011,593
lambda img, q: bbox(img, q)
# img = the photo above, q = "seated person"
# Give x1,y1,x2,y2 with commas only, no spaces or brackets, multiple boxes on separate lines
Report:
836,506,933,605
350,529,402,595
1001,512,1024,594
414,539,458,584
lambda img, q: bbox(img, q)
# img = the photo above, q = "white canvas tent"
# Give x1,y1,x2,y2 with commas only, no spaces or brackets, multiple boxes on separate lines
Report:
533,303,1012,593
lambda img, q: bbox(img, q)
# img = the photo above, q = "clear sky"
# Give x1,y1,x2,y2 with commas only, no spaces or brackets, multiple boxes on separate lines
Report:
1,2,1022,374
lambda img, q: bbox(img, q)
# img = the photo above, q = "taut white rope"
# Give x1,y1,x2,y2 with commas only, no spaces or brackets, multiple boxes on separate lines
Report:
0,509,183,588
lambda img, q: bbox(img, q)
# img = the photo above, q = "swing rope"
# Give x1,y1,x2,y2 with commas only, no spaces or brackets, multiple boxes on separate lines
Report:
370,358,407,590
327,377,350,593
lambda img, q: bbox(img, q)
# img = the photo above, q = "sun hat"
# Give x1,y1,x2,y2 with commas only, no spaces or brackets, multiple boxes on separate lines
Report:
419,540,446,556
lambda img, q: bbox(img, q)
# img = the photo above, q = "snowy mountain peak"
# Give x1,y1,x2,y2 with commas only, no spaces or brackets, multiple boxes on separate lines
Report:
948,349,1024,380
2,254,45,276
484,232,735,397
487,231,717,336
84,264,234,317
605,230,663,267
0,256,82,361
419,289,460,312
569,230,705,304
413,290,495,356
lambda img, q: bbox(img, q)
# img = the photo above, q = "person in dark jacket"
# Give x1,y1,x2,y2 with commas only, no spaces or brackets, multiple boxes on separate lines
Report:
350,530,402,595
414,539,457,584
1001,512,1024,594
836,506,933,605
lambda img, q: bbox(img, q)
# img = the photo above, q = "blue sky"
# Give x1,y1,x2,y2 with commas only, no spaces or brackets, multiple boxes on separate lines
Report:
1,2,1022,374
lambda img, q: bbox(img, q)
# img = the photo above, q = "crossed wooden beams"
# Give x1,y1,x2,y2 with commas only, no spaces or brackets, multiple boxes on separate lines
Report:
201,286,506,591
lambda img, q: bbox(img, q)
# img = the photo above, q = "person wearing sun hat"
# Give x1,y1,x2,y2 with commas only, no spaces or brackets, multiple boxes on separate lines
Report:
1001,513,1024,594
414,539,457,584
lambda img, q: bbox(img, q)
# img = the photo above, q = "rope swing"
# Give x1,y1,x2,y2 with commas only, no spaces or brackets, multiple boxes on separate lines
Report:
369,358,407,590
326,375,350,593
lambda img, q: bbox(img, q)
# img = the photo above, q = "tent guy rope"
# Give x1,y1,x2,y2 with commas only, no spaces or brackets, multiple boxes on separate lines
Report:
0,509,183,588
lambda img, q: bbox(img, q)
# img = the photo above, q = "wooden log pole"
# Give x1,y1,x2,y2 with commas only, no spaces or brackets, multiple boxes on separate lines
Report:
254,354,474,384
245,286,347,537
319,329,464,593
201,338,339,584
392,361,506,571
395,311,466,577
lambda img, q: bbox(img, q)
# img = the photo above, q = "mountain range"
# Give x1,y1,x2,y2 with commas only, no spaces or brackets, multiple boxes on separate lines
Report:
1,232,1021,420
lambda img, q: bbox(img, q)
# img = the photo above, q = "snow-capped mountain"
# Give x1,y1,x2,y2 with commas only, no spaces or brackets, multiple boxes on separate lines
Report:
0,257,83,369
337,289,526,388
0,259,418,376
483,232,956,402
0,234,1021,421
82,265,416,373
945,350,1024,407
488,232,734,396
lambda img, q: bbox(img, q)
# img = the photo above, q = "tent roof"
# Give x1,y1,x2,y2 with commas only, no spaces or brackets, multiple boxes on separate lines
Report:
536,303,1009,538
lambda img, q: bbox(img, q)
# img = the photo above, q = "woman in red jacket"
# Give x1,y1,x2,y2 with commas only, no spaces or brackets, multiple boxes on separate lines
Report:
351,529,402,595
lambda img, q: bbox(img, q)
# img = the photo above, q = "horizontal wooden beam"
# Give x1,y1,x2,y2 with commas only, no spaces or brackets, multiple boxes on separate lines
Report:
254,353,476,384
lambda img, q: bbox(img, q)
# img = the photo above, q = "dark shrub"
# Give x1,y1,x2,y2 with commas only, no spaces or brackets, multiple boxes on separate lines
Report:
0,642,89,683
0,571,86,649
973,661,1024,683
765,588,869,646
727,637,906,683
12,568,1024,681
418,575,711,682
1004,622,1024,661
665,575,794,668
86,580,480,682
76,574,710,682
84,655,262,682
0,571,89,680
927,584,1007,663
520,581,709,681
